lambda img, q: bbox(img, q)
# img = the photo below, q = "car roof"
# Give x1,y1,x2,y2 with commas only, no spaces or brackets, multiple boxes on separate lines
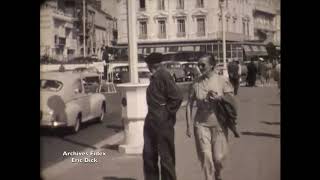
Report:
41,71,99,84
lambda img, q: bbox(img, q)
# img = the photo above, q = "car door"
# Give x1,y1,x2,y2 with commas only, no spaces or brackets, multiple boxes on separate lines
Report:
83,75,102,119
74,77,91,122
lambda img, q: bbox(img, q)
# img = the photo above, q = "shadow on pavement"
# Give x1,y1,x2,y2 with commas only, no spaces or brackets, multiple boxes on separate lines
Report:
268,103,280,106
106,124,124,133
103,177,136,180
241,131,280,139
101,144,119,151
261,121,281,125
59,137,97,149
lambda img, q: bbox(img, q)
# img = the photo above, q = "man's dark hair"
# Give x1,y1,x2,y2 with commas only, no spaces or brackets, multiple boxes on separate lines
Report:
199,53,216,67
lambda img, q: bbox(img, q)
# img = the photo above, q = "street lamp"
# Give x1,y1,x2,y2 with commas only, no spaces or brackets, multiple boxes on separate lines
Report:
219,0,228,78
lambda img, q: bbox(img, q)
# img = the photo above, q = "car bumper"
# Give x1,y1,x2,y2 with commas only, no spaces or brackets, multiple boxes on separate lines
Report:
40,120,67,128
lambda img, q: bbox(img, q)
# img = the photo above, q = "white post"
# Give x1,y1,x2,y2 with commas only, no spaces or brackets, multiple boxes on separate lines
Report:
220,0,228,78
117,0,149,155
127,0,139,83
83,0,86,57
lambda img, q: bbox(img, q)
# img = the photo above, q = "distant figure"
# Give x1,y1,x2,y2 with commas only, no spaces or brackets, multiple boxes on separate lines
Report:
102,46,110,81
227,60,240,95
257,59,266,87
247,59,258,87
274,61,281,91
58,63,65,72
264,61,273,86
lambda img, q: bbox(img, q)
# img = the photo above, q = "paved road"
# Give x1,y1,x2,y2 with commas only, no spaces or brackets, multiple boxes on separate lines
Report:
42,86,280,180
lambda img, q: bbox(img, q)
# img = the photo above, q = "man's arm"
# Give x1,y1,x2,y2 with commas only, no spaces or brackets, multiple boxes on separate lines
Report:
186,84,195,138
163,72,183,115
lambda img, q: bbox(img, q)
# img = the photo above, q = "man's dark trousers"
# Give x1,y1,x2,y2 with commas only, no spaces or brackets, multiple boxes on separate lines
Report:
229,78,240,95
143,110,176,180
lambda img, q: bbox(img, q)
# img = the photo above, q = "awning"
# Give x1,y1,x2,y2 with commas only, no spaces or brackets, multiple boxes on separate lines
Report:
181,46,194,51
242,45,268,57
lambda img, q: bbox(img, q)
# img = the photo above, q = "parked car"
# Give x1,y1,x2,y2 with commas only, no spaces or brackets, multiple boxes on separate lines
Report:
161,61,186,82
112,66,129,83
181,62,201,81
40,71,107,133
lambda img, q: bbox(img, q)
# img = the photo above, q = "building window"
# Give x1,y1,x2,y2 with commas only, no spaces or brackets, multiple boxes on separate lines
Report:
139,21,147,39
140,0,146,10
247,22,250,36
197,18,205,37
177,19,186,37
159,0,165,10
177,0,184,9
233,20,236,33
158,20,166,39
197,0,204,8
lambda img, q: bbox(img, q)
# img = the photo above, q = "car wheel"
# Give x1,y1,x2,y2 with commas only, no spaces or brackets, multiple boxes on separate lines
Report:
98,105,105,123
72,115,81,133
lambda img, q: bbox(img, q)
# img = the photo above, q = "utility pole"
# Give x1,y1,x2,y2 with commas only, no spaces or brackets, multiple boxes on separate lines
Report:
83,0,86,57
127,0,139,83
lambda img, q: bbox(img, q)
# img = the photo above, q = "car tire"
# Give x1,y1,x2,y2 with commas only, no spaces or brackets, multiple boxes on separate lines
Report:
98,105,106,123
72,115,81,134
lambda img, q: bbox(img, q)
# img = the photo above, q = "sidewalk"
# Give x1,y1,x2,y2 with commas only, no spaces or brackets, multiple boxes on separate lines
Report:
43,87,280,180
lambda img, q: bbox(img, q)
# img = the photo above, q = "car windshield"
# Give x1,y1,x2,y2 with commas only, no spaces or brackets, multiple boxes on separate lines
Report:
169,64,180,68
139,71,151,78
40,80,63,92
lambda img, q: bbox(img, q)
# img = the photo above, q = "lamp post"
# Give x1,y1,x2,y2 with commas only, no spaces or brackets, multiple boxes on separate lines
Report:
83,0,86,57
219,0,228,78
116,0,149,154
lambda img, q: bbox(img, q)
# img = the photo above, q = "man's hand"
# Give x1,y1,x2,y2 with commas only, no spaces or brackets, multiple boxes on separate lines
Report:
207,91,221,101
186,127,192,138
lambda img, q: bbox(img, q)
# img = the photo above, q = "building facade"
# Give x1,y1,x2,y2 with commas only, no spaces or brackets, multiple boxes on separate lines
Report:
252,0,280,45
115,0,258,61
40,0,78,60
40,0,117,61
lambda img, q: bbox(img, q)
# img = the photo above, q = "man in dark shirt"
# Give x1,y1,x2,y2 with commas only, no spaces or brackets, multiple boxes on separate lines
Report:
143,52,183,180
227,60,240,95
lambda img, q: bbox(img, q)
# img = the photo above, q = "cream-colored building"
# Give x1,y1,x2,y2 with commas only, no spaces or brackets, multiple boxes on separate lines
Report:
253,0,280,46
115,0,259,61
40,0,117,60
40,0,78,60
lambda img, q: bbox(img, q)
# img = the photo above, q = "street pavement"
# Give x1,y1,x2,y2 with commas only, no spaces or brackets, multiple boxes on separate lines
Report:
41,84,280,180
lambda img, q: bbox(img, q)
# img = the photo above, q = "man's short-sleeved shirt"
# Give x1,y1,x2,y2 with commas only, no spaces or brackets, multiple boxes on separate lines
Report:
190,70,234,127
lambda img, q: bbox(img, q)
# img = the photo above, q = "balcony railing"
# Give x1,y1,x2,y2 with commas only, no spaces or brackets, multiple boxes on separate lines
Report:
197,31,205,37
216,31,250,41
139,34,148,39
177,32,186,37
158,33,166,39
254,23,275,31
254,3,276,15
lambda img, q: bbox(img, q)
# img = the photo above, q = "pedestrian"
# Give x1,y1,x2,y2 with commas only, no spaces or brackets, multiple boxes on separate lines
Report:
227,59,241,95
264,60,273,86
186,54,239,180
102,46,110,81
246,59,258,87
257,58,266,87
274,60,281,92
143,52,183,180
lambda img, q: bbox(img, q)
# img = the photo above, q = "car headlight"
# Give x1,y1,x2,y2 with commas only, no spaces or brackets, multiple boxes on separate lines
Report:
48,110,54,116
